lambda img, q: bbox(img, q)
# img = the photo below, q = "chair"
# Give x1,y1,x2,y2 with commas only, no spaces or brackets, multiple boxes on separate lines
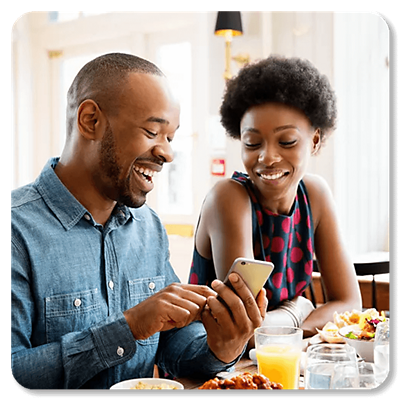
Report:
304,253,389,310
353,252,389,310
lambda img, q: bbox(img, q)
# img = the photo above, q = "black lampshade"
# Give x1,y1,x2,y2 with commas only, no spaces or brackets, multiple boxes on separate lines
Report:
214,11,243,37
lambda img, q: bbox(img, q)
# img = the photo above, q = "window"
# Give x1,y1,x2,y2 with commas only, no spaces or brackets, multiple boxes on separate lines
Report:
333,13,389,255
155,42,193,215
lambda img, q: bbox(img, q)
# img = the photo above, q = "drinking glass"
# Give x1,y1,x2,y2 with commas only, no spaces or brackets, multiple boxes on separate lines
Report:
374,319,390,386
330,363,359,389
304,344,358,389
331,361,378,389
357,361,377,389
254,326,303,389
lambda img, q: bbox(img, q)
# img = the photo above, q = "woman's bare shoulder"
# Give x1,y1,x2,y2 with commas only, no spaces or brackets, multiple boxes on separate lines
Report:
303,173,331,193
302,174,335,226
205,178,250,207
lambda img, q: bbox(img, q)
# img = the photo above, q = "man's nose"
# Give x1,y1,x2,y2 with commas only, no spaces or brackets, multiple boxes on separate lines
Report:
153,140,174,163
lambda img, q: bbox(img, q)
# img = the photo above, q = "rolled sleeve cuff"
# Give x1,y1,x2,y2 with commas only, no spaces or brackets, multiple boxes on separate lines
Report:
61,313,136,387
91,313,136,368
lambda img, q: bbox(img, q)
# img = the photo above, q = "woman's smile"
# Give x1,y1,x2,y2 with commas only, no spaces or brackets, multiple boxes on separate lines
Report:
256,169,290,184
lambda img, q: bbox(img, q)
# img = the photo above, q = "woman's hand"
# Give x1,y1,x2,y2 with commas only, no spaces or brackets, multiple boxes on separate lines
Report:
123,283,217,340
201,273,267,363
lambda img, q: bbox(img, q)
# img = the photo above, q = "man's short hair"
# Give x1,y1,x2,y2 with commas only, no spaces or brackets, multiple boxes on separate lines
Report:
66,53,164,135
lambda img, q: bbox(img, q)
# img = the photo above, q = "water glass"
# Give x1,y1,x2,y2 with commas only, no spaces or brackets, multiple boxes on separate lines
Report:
254,326,303,389
304,344,358,389
330,363,359,389
374,319,389,385
357,361,377,389
332,361,378,389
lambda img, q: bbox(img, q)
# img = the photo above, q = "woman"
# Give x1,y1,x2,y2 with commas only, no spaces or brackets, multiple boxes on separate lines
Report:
189,55,362,337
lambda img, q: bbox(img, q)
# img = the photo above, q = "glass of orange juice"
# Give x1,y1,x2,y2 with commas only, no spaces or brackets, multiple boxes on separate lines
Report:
254,326,303,389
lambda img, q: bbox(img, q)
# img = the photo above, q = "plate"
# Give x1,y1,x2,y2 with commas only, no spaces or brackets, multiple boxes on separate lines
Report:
316,328,346,344
338,325,374,362
110,377,184,390
309,334,323,345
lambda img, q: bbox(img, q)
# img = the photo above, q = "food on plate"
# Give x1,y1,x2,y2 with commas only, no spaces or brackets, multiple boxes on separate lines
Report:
131,381,178,390
333,308,381,328
317,309,387,344
198,372,283,390
333,308,386,341
316,321,345,344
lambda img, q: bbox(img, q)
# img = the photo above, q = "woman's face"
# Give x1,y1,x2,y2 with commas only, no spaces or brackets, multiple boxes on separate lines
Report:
240,102,320,214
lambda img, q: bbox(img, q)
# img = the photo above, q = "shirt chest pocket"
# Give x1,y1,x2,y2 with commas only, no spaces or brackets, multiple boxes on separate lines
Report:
128,276,165,346
45,288,103,343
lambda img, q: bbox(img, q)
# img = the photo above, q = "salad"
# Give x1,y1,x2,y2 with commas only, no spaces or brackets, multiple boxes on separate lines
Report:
318,308,387,343
344,312,386,341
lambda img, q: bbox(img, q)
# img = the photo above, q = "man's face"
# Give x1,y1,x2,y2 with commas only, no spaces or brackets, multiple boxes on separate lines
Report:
94,73,180,208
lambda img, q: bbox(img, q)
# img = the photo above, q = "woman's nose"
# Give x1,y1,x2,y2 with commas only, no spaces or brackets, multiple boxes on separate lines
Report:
258,144,281,165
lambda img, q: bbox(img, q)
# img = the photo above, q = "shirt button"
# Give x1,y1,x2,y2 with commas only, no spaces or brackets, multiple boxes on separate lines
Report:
117,346,124,357
84,214,90,221
148,282,156,290
108,281,114,290
74,298,82,307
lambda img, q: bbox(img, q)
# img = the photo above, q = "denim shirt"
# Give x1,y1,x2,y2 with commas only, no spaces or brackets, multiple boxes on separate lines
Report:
11,158,235,389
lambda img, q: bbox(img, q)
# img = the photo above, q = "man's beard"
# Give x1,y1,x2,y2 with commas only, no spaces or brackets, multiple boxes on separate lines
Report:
99,123,147,209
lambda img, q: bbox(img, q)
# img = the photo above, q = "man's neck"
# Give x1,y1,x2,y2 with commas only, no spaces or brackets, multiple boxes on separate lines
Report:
54,159,116,226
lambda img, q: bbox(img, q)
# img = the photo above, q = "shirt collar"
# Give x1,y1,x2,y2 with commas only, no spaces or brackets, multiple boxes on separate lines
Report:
35,158,133,230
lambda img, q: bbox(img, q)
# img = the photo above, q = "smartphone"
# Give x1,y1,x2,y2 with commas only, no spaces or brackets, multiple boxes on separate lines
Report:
223,257,274,298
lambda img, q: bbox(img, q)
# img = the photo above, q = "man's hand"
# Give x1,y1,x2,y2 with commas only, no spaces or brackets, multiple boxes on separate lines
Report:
123,283,217,340
201,273,267,363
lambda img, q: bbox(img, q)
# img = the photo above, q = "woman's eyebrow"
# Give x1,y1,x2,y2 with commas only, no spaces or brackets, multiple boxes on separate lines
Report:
273,124,300,133
241,124,299,135
241,127,260,134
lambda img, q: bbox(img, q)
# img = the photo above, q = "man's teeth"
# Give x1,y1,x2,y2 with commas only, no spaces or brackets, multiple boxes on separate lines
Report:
260,171,285,180
133,165,157,181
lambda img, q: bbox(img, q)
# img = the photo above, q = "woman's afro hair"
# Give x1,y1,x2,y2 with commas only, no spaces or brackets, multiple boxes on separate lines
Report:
220,55,337,145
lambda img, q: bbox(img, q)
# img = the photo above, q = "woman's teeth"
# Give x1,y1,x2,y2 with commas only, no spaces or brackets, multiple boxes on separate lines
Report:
260,171,285,180
134,165,157,182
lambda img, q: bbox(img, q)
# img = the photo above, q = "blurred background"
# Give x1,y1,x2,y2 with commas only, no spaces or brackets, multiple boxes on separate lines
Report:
12,11,389,283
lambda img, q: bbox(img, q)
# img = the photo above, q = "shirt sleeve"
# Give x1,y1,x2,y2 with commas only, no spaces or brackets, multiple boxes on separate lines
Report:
11,239,136,389
156,231,242,378
156,321,242,379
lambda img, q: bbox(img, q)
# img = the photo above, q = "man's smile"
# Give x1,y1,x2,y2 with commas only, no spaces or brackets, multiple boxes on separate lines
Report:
133,163,159,183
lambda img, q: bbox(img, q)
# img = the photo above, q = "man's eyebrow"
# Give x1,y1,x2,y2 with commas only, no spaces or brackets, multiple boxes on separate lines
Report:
146,116,169,125
146,116,180,131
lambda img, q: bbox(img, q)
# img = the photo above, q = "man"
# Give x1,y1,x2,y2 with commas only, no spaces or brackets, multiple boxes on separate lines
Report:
11,53,266,389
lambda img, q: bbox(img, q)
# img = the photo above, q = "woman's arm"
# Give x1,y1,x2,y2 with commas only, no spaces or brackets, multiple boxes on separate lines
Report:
300,174,362,337
195,179,255,280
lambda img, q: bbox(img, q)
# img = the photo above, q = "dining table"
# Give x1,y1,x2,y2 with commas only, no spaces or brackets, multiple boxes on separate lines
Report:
175,339,310,390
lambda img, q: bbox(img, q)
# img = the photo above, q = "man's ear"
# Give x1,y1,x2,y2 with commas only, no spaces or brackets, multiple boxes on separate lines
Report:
311,128,321,155
76,100,102,140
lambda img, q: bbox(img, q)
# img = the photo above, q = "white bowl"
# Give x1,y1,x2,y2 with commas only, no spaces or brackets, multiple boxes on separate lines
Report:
110,377,184,390
338,325,374,362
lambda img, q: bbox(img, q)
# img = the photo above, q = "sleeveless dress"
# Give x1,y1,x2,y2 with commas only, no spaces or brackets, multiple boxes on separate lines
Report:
188,171,315,309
